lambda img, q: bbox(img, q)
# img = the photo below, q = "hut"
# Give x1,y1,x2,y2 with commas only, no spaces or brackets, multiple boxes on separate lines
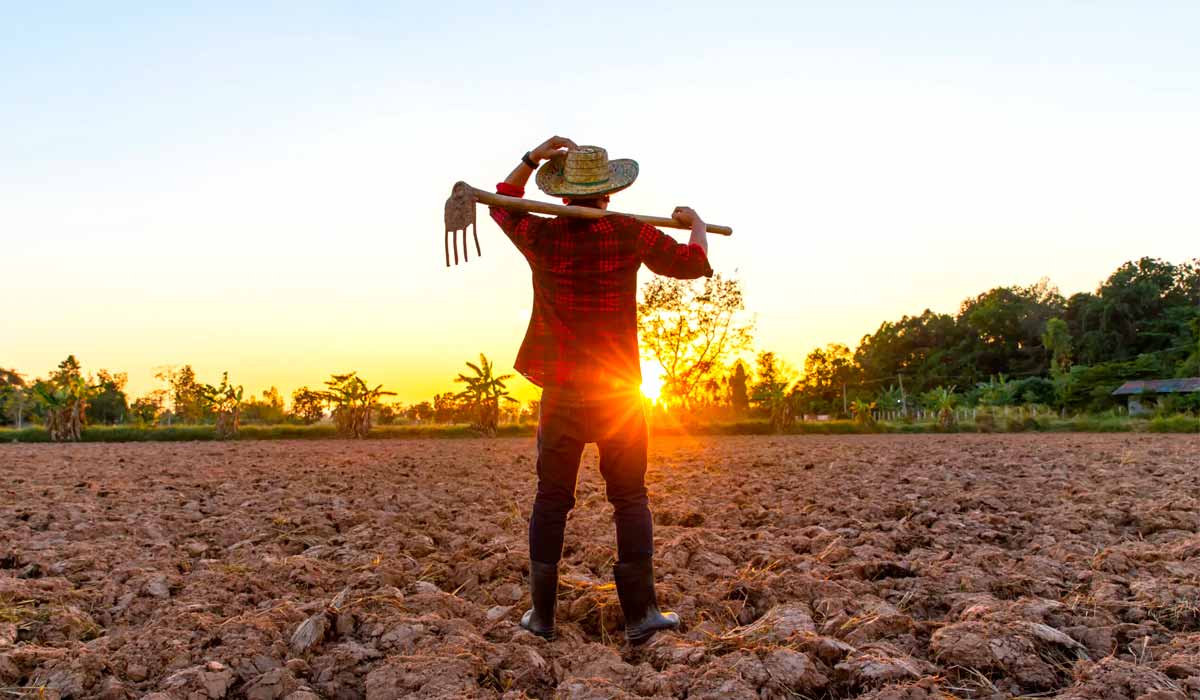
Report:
1111,378,1200,416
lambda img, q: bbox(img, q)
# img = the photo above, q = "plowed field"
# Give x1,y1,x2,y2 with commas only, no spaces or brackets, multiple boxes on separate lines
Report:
2,434,1198,699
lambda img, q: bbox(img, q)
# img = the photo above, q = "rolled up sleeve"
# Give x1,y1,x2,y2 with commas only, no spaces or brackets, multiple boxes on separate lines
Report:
489,182,540,256
636,222,713,279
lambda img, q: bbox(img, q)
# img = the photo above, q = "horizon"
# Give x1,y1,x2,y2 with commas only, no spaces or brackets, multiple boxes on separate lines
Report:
4,2,1198,404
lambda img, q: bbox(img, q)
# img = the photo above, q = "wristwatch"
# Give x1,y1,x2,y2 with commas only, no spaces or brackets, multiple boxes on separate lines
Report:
521,152,538,169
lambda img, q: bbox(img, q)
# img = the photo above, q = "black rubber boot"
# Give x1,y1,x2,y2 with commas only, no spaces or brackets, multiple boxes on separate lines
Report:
520,560,557,640
614,558,680,645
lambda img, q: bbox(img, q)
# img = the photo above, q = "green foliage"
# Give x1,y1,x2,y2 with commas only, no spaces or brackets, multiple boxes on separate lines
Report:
454,354,518,436
1042,317,1073,380
86,370,129,425
850,399,877,428
129,393,164,426
157,365,209,423
1149,414,1200,433
35,356,89,441
638,274,754,408
792,343,855,416
289,387,326,424
1060,354,1165,411
321,373,395,438
407,401,434,422
201,372,244,439
749,351,794,432
728,362,750,415
241,386,286,424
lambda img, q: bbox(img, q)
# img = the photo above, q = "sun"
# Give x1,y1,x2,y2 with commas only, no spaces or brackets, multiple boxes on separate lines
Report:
640,360,665,402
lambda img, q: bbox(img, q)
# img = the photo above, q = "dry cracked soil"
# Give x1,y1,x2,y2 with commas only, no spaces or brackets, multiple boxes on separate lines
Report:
1,433,1198,699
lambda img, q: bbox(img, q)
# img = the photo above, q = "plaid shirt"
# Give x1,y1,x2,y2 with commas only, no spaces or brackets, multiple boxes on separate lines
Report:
490,184,713,392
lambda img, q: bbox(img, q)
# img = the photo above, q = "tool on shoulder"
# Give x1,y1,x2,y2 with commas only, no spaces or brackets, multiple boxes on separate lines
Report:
443,181,733,267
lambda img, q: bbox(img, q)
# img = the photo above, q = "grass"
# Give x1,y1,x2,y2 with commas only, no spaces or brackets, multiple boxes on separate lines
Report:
1,413,1195,443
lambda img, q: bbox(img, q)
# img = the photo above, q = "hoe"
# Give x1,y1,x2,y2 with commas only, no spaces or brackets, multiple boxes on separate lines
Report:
443,181,733,267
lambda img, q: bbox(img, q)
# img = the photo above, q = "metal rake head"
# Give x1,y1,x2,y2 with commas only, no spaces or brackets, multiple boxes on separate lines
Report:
444,181,482,266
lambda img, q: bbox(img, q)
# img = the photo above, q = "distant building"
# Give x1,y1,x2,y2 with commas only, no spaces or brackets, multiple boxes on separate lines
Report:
1111,378,1200,416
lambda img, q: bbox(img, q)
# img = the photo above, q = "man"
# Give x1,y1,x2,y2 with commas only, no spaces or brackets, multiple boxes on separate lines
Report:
490,135,713,644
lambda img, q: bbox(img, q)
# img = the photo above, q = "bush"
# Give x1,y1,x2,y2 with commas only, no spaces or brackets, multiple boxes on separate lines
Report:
1149,414,1200,433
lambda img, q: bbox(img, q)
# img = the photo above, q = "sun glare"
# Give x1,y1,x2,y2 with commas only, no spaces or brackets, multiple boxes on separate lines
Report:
640,360,665,402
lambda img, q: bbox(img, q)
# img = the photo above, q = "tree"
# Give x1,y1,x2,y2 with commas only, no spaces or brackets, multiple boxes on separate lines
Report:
87,370,129,425
129,392,165,426
454,354,518,436
321,373,394,438
377,403,400,425
750,351,794,431
921,386,958,428
201,372,244,439
850,399,877,427
0,368,31,428
35,356,89,441
242,386,286,424
794,343,855,416
728,362,750,416
638,274,754,409
407,401,434,422
1042,318,1073,379
157,365,208,423
956,279,1066,379
432,393,463,423
290,387,326,424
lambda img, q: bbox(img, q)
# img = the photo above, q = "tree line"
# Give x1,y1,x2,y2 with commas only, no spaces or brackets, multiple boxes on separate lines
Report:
0,353,530,441
636,257,1199,426
3,256,1196,440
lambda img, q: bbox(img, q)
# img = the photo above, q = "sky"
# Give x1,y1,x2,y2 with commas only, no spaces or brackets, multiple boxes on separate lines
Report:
3,2,1198,404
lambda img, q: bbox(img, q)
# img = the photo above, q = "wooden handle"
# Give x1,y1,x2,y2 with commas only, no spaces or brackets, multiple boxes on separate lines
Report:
470,186,733,236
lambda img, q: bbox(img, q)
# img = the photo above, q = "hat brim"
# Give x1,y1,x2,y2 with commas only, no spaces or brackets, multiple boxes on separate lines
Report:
535,155,639,197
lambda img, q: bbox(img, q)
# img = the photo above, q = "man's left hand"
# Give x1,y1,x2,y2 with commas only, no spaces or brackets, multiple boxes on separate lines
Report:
531,136,578,163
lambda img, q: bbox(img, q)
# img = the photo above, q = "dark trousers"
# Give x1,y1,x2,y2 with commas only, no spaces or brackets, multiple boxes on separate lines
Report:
529,388,653,565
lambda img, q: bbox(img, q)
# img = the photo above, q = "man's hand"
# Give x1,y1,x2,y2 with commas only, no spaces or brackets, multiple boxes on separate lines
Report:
673,206,709,256
531,136,578,163
671,206,703,227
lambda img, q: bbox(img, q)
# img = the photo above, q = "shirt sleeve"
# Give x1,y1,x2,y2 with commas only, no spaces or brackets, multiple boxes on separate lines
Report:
488,182,540,256
635,220,714,279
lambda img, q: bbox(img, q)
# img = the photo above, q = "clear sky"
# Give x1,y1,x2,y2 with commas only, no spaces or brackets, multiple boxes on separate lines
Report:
4,2,1198,403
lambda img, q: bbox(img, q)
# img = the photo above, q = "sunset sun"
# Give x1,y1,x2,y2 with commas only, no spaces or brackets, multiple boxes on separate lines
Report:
640,360,665,402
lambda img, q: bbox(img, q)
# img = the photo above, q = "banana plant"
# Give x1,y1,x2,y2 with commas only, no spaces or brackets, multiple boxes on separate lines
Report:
322,372,395,438
202,372,244,439
34,375,88,441
923,385,959,428
454,354,518,436
851,399,877,427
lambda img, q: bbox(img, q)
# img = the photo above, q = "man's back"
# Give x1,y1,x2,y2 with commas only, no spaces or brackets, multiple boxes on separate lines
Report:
489,204,711,391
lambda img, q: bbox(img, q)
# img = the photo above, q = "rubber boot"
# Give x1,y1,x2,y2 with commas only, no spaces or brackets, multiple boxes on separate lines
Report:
520,560,557,640
614,558,680,645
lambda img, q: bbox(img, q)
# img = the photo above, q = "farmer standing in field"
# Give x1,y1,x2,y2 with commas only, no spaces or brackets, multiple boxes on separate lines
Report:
490,135,713,644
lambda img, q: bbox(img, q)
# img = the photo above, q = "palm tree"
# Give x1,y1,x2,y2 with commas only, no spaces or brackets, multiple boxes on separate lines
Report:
322,373,395,438
455,354,518,436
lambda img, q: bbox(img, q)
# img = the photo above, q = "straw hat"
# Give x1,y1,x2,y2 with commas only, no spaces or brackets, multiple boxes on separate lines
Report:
535,145,639,197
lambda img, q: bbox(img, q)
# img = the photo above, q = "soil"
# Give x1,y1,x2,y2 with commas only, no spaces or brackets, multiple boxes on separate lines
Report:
1,433,1198,699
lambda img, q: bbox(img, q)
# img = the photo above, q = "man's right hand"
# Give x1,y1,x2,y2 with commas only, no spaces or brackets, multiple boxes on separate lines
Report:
672,206,704,227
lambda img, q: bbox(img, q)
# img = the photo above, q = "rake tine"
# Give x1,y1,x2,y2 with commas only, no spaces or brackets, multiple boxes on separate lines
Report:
445,229,451,268
462,228,469,262
472,222,481,257
453,227,459,265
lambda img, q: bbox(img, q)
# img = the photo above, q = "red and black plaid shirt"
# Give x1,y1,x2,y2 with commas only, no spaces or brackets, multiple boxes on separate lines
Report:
490,183,713,393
